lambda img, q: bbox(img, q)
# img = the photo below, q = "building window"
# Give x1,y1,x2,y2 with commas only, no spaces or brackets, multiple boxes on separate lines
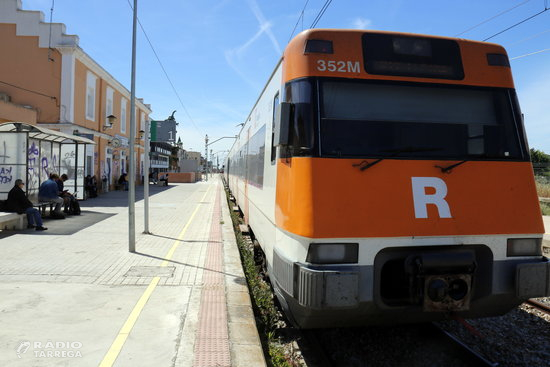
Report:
141,112,145,131
121,98,127,134
106,86,114,118
86,72,97,121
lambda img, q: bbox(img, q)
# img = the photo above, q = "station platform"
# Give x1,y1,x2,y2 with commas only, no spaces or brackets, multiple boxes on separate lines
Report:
0,176,266,367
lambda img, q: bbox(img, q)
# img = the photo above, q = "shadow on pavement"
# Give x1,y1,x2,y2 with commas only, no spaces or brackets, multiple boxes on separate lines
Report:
148,233,222,244
80,184,176,208
0,210,114,239
134,251,241,278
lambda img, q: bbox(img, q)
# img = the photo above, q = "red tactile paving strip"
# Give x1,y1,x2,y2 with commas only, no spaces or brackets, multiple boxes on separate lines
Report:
194,185,231,367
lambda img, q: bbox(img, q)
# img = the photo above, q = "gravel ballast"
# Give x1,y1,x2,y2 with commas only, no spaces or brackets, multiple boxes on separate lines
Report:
436,299,550,367
276,301,550,366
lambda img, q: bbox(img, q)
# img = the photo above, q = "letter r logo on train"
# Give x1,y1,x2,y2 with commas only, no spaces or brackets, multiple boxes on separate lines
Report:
411,177,452,219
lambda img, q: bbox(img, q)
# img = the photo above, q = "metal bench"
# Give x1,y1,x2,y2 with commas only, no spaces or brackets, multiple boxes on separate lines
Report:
33,201,54,217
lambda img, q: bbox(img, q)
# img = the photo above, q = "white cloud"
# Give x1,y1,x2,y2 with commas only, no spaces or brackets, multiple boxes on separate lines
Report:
223,0,281,90
352,17,372,30
246,0,282,55
235,21,273,57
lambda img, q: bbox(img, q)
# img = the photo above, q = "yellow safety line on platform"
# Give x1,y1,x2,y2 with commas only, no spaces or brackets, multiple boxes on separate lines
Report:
98,184,213,367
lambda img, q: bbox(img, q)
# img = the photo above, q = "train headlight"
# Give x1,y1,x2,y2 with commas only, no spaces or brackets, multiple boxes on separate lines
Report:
306,243,358,264
507,238,542,257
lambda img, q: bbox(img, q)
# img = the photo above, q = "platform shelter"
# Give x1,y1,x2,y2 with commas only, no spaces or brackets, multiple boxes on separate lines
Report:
0,122,95,201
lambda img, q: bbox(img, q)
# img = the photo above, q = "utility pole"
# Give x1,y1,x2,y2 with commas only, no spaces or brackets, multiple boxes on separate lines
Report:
210,149,213,175
204,137,236,178
128,0,138,253
204,134,208,181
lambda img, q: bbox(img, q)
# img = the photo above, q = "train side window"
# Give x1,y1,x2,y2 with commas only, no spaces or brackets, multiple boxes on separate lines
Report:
271,93,280,164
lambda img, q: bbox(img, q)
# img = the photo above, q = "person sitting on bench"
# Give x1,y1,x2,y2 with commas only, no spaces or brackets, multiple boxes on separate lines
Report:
6,179,47,231
57,174,78,213
118,173,129,191
38,173,65,219
159,173,169,186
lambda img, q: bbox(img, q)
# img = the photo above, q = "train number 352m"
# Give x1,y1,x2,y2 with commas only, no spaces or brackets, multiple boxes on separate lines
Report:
316,60,360,73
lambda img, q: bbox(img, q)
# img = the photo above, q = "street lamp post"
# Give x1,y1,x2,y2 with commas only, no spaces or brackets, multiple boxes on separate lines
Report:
128,0,138,253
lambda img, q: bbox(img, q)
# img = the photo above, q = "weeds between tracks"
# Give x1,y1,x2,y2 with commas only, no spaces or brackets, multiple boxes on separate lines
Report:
224,187,298,367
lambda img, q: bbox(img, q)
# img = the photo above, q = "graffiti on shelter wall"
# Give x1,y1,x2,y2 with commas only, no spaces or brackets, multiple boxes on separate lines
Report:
27,139,40,194
0,133,26,199
0,132,87,200
0,166,12,184
0,141,11,164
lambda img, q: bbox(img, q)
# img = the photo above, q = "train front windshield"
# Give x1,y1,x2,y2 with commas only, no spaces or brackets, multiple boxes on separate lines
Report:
318,80,528,161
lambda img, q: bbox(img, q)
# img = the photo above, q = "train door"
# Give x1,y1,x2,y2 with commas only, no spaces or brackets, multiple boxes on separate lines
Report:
244,127,250,225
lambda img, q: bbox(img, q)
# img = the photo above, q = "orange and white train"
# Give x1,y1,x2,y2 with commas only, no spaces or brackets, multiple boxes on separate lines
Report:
225,29,549,328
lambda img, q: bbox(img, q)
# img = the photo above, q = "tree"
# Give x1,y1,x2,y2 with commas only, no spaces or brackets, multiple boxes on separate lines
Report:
529,148,550,163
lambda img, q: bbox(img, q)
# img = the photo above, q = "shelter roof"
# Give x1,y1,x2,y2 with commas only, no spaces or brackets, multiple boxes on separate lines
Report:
0,122,95,144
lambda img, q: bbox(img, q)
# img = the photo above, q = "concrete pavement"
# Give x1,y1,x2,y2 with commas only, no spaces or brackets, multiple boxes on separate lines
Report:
0,177,266,367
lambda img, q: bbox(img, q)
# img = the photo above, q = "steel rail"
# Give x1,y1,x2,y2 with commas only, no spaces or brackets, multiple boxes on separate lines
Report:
429,323,499,367
525,299,550,315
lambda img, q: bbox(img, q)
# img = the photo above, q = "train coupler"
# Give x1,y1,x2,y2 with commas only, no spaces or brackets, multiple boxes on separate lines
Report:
404,251,476,312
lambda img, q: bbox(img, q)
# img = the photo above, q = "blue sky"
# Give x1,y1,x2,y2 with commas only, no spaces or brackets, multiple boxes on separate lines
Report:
23,0,550,158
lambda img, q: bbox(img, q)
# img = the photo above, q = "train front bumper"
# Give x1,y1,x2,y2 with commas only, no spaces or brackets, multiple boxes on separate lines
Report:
516,260,550,298
294,265,360,309
290,259,550,311
275,256,550,328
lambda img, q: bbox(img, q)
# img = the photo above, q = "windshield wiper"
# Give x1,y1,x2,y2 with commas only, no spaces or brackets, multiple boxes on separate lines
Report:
352,158,384,171
435,160,467,173
352,147,443,171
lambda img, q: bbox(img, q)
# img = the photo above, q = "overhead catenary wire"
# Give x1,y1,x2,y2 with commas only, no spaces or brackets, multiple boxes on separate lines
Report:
125,0,201,134
483,6,550,41
507,28,550,46
510,47,550,59
288,0,310,43
454,0,531,37
310,0,333,29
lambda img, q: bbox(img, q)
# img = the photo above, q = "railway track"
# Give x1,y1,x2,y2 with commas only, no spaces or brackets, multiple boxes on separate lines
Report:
302,330,335,367
297,323,499,367
232,231,498,365
428,323,498,367
524,298,550,315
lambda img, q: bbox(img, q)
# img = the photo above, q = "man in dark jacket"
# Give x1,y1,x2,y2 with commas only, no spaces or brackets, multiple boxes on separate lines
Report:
6,179,47,231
